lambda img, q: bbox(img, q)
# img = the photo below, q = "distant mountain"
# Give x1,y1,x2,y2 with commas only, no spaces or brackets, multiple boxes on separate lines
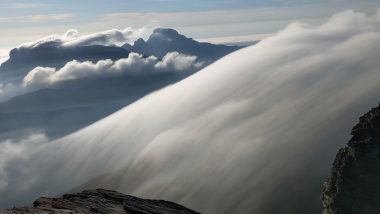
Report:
0,42,129,80
0,28,241,81
0,72,190,140
0,28,244,140
123,28,242,62
1,28,242,75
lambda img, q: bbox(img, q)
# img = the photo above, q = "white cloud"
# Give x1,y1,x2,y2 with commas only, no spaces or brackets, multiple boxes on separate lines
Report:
0,50,201,102
22,52,203,88
19,27,151,49
199,33,273,44
0,14,74,23
2,9,380,213
0,82,26,102
0,3,48,9
155,52,201,71
0,133,48,191
63,27,150,47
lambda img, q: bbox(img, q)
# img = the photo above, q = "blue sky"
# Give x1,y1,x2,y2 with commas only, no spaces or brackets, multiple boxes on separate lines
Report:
0,0,379,61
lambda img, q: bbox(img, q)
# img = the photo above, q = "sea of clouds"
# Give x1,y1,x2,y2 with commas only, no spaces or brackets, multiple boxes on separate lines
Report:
1,9,380,214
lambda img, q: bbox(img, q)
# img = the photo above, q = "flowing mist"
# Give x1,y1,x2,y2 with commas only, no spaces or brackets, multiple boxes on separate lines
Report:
1,10,380,213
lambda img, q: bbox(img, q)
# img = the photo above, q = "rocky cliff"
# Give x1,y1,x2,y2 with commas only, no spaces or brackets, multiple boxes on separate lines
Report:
0,189,199,214
322,104,380,213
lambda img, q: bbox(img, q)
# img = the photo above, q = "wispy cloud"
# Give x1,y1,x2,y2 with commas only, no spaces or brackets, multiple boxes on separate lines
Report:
0,14,74,23
98,8,328,44
100,8,331,27
19,27,149,49
199,33,274,44
0,3,49,9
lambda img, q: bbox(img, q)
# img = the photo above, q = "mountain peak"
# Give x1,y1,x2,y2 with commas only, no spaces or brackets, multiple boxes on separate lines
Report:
150,28,185,43
153,28,180,36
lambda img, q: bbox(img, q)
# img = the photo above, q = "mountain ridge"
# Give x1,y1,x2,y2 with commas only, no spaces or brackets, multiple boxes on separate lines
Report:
0,28,240,140
0,44,130,75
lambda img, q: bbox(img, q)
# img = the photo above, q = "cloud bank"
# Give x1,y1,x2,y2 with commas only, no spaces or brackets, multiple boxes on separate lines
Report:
23,52,202,88
20,27,150,49
0,51,201,101
0,82,26,102
0,52,202,101
2,9,380,214
0,133,47,191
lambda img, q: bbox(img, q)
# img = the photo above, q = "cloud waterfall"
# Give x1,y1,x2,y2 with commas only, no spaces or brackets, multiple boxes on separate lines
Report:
1,10,380,214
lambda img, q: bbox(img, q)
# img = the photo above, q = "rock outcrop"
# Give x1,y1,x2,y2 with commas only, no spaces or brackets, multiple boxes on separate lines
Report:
0,189,199,214
322,104,380,214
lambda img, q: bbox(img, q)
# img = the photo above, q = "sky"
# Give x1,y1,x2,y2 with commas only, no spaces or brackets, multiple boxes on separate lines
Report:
0,0,379,62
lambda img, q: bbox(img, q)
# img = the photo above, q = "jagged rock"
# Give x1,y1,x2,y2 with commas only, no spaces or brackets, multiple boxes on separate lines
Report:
321,104,380,214
0,189,200,214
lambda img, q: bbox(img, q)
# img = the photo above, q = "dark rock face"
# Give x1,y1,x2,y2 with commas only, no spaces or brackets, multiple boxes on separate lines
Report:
0,189,199,214
322,104,380,214
123,28,242,62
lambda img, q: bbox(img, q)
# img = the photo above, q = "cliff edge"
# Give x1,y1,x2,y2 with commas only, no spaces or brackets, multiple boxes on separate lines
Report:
322,104,380,213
